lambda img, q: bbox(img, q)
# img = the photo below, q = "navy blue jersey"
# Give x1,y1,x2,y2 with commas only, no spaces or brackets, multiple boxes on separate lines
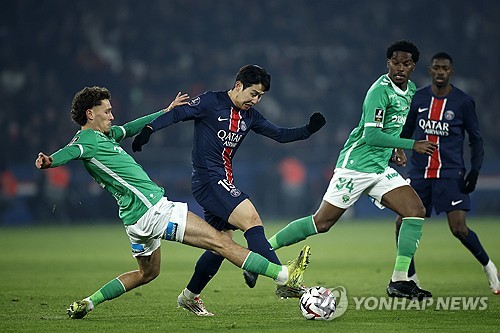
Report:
401,85,484,179
149,90,312,184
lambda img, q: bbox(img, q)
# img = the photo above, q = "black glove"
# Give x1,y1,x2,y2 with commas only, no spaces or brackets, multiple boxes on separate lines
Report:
306,112,326,134
463,169,479,193
132,126,154,152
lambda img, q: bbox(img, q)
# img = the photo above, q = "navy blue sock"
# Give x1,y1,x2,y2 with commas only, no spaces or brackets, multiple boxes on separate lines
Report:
186,250,224,294
244,225,281,265
460,228,490,266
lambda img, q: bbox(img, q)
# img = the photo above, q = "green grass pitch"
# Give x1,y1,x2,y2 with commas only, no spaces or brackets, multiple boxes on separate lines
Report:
0,218,498,332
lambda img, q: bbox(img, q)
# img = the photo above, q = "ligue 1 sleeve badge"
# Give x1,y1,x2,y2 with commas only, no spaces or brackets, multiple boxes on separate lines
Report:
374,108,385,122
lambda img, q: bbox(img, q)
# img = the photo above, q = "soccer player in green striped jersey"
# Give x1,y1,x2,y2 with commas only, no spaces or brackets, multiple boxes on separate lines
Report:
35,86,311,318
268,40,438,300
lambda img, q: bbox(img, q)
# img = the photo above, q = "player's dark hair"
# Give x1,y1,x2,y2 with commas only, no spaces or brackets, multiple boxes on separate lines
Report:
71,86,111,126
431,52,453,64
235,64,271,91
386,40,420,63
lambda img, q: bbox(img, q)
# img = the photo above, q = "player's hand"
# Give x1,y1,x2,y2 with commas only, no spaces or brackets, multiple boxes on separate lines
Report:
391,148,407,167
413,140,438,156
165,91,190,112
132,126,154,152
35,152,53,169
306,112,326,134
463,169,479,193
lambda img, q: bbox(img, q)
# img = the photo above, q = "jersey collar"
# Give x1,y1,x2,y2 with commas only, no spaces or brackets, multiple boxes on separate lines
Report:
385,74,410,95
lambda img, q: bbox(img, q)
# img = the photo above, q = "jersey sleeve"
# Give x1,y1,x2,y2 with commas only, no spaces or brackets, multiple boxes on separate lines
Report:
110,110,165,142
363,85,389,129
364,126,414,149
250,110,311,143
50,131,98,167
148,93,211,132
363,85,414,149
462,97,484,171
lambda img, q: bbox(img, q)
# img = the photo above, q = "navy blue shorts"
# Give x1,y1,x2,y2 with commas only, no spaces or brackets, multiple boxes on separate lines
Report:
192,179,249,231
408,178,470,217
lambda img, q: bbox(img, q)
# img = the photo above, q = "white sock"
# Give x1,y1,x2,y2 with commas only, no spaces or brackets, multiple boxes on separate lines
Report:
483,260,499,286
182,288,198,299
391,270,408,282
84,297,94,311
275,266,288,285
483,259,496,271
408,273,419,283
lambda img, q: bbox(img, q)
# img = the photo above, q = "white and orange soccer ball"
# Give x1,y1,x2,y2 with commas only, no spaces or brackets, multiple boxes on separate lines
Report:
299,286,337,320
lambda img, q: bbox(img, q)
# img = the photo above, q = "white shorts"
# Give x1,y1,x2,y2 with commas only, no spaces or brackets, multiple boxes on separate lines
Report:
124,197,188,257
322,167,408,209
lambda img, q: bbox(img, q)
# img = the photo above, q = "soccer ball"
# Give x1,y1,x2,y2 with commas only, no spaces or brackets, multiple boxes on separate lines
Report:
299,286,337,320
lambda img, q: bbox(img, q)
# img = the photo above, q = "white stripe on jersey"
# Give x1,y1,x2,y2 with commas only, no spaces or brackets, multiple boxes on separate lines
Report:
75,144,84,157
117,126,126,142
365,122,383,129
341,138,360,168
90,157,153,209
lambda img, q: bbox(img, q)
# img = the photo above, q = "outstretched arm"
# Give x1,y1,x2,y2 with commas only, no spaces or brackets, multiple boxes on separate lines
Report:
306,112,326,134
132,91,190,152
365,127,437,155
251,112,326,143
122,92,191,142
412,140,438,155
35,152,53,169
165,91,190,112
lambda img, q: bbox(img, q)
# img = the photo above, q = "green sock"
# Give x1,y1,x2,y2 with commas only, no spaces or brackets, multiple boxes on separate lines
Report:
89,278,126,306
394,217,424,272
268,215,317,250
242,252,282,280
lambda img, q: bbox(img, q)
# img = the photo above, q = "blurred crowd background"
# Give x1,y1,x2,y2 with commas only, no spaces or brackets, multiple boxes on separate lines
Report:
1,0,499,224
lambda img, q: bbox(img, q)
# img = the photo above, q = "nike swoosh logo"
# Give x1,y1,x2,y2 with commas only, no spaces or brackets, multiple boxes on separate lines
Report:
451,200,463,206
218,116,229,121
418,107,428,113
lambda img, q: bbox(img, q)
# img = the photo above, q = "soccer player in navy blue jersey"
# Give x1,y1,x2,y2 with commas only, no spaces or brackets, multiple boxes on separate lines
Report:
132,64,325,315
393,52,500,294
35,86,313,320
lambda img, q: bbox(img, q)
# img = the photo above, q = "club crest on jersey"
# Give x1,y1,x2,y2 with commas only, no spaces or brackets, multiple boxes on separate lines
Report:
374,108,384,122
444,110,455,120
188,97,200,106
240,120,247,131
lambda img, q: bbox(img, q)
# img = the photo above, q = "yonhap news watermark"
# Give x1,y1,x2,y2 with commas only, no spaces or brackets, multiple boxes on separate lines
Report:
330,286,489,318
352,296,488,311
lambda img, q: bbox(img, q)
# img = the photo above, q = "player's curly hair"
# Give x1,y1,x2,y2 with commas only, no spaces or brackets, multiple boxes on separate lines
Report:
71,86,111,126
235,64,271,92
386,40,420,63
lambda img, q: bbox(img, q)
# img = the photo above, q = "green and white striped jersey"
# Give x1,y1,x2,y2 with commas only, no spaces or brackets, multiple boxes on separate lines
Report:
336,74,416,173
50,111,164,225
